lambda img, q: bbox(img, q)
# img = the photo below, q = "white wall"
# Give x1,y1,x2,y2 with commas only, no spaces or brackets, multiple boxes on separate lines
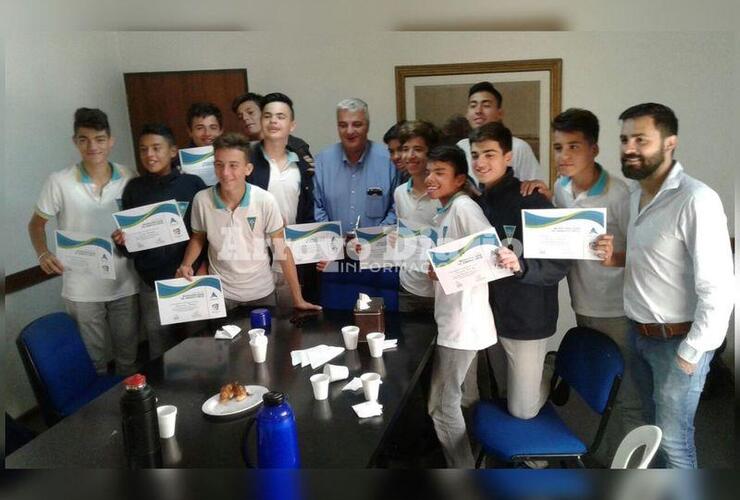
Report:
4,31,735,416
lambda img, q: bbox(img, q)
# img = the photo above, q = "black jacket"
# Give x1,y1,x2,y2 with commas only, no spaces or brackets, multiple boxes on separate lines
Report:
248,142,315,224
477,168,571,340
120,169,207,288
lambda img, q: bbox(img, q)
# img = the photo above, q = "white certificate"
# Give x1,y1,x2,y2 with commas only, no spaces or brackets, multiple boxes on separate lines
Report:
155,275,227,326
394,218,438,269
55,230,116,280
113,200,189,252
179,146,217,186
356,226,398,270
284,221,344,265
427,228,512,295
522,208,606,260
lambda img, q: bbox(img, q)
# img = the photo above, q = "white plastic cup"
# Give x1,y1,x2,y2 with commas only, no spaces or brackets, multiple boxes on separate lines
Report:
248,328,266,342
366,332,386,358
157,405,178,439
249,335,268,363
323,363,350,382
341,325,360,350
310,373,330,400
360,372,382,402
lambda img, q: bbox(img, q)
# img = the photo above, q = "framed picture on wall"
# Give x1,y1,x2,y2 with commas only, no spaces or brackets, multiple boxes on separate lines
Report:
395,59,562,187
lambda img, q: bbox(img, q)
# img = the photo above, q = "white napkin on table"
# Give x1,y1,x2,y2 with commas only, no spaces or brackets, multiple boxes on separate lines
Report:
341,377,363,392
352,401,383,418
383,339,398,351
290,345,345,369
214,324,242,340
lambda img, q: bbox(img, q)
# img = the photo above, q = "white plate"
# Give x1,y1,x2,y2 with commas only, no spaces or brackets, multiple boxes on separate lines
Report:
201,385,269,417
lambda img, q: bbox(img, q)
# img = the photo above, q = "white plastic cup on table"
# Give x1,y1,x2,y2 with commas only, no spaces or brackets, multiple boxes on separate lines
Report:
341,325,360,350
157,405,178,439
366,332,386,358
310,373,330,400
323,363,349,382
249,335,268,363
360,372,382,402
248,328,265,342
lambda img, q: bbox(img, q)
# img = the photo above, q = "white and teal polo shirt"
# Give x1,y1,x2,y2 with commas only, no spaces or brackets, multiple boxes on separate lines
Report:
553,165,631,317
35,162,139,302
191,182,283,302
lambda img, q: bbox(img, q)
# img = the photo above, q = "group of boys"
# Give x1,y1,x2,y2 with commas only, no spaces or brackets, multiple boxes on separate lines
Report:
30,82,733,470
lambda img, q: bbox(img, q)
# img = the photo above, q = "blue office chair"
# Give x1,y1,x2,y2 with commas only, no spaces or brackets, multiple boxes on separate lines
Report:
471,327,624,468
320,265,399,311
16,312,123,427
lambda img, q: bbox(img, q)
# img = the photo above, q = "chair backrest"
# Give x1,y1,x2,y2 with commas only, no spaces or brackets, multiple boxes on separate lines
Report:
610,425,663,469
17,312,99,424
555,327,625,415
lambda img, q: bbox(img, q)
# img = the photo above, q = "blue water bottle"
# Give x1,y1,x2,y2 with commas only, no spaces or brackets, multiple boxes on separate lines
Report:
243,391,300,468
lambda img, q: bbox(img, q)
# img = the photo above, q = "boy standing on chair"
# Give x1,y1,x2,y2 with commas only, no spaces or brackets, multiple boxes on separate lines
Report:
28,108,139,375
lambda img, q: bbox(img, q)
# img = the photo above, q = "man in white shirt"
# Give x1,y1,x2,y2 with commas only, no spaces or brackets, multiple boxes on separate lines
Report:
456,82,540,183
28,108,139,375
247,93,317,306
599,103,734,468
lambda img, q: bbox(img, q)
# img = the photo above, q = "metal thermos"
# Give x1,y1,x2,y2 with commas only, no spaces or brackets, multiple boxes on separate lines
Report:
120,373,162,468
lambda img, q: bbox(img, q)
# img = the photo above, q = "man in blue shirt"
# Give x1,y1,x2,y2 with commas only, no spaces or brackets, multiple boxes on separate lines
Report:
313,98,399,308
313,98,398,233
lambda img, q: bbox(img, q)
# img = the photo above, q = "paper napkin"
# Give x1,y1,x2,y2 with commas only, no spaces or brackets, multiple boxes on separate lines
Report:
214,324,242,340
342,377,363,391
352,401,383,418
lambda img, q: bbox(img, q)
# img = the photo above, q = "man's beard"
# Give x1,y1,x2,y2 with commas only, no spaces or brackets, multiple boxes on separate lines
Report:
621,148,665,180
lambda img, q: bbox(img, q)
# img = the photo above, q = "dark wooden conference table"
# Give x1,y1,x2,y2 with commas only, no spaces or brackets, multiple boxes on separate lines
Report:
7,308,437,468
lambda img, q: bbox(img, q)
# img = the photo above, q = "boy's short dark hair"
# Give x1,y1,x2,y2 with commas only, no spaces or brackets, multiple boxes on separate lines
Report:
398,120,441,150
73,107,110,135
440,114,472,145
468,82,503,108
382,121,408,144
230,92,264,114
260,92,295,119
468,122,513,153
186,102,223,129
618,102,678,138
213,132,251,162
552,108,600,144
140,123,176,146
427,144,468,177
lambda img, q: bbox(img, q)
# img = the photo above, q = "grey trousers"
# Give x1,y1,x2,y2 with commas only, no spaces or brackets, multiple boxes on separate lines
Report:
398,286,435,313
489,336,550,419
462,337,550,419
225,292,277,311
64,294,139,375
428,345,478,468
139,284,176,360
576,314,645,465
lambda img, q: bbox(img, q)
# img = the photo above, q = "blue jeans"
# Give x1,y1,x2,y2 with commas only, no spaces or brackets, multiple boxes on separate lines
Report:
628,322,714,468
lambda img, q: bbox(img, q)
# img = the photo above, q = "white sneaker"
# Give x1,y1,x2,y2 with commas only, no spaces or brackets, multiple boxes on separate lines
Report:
523,459,549,469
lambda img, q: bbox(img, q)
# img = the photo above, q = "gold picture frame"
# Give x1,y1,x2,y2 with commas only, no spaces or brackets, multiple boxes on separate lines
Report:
395,59,562,187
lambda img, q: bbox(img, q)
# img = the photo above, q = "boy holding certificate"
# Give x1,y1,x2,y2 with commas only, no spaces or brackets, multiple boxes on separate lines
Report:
392,121,441,312
471,123,570,440
175,132,321,312
28,108,139,375
424,144,519,468
186,102,224,148
112,124,207,359
521,109,638,465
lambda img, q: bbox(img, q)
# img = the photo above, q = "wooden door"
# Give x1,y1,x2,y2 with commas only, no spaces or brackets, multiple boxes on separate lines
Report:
124,69,248,171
